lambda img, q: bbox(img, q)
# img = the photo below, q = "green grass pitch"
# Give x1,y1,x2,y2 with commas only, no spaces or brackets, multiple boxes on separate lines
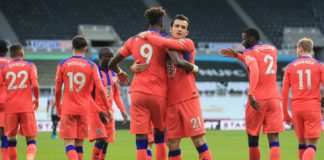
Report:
14,130,323,160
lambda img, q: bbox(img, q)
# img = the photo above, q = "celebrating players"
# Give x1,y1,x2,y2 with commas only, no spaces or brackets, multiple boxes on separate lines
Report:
0,44,39,160
90,47,128,160
220,28,284,160
282,38,323,160
135,14,212,160
55,35,112,160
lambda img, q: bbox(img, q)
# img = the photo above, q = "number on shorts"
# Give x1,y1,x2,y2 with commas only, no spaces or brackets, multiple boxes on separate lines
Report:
140,44,153,64
264,55,275,74
67,72,86,92
190,116,202,130
297,69,311,90
5,70,28,90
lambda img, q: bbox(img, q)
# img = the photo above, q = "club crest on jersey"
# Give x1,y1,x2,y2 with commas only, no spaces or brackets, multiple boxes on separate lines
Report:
96,128,102,135
166,60,176,77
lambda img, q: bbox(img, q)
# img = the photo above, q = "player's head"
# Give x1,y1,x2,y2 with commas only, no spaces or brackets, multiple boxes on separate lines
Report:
98,47,114,70
242,28,260,49
0,39,8,54
296,37,313,57
9,44,24,59
170,14,190,39
72,35,88,55
144,7,166,31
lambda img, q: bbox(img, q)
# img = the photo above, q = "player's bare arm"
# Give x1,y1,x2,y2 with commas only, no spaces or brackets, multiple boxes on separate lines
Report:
167,50,197,73
108,53,129,85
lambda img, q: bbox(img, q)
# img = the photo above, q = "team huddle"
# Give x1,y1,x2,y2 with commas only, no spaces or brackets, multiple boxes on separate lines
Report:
0,6,322,160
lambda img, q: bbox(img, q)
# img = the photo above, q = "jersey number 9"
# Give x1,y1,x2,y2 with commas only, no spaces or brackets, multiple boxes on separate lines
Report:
140,44,153,65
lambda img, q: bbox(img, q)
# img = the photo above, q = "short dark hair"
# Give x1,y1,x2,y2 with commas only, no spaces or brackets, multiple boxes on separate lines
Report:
0,39,8,54
171,14,190,30
72,35,88,51
243,28,260,41
144,7,166,26
98,47,114,59
9,44,24,58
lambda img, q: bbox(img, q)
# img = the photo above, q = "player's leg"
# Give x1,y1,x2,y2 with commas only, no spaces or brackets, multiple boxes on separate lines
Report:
25,136,37,160
302,138,319,160
191,134,212,160
302,111,322,160
100,142,108,160
147,132,154,160
51,115,59,138
19,112,38,160
64,139,78,160
75,139,84,160
181,98,212,160
263,99,284,160
248,134,260,160
6,113,19,160
298,139,307,160
267,133,280,160
165,104,182,160
130,92,152,160
136,134,149,160
76,115,90,160
89,111,108,160
168,138,182,160
0,126,8,160
61,115,78,160
154,128,167,160
147,141,154,160
100,113,115,160
149,95,167,160
92,138,106,160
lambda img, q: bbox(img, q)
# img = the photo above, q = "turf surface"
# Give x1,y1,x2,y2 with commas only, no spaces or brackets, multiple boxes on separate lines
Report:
14,130,323,160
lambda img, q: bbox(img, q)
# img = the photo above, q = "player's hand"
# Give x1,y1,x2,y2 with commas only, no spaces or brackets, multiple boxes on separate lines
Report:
130,60,147,73
220,48,238,58
117,71,130,85
121,112,128,125
249,95,261,110
99,111,109,125
107,109,113,122
138,31,151,39
33,99,39,111
283,114,292,124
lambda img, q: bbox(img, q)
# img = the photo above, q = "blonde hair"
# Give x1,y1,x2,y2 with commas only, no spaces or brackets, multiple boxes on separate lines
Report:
297,37,313,53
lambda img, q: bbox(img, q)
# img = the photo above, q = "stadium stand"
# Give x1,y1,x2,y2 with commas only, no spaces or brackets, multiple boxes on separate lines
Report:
236,0,321,48
32,60,59,85
158,0,247,42
0,0,147,43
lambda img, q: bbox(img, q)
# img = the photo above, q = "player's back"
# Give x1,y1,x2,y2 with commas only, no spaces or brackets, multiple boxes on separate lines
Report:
245,44,281,100
286,57,322,111
119,31,167,97
58,56,97,115
1,59,37,113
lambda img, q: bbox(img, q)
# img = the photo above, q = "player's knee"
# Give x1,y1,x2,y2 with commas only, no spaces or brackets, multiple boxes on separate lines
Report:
167,138,180,150
248,134,259,142
136,134,148,140
153,128,164,136
95,138,106,146
191,135,205,147
267,133,279,142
